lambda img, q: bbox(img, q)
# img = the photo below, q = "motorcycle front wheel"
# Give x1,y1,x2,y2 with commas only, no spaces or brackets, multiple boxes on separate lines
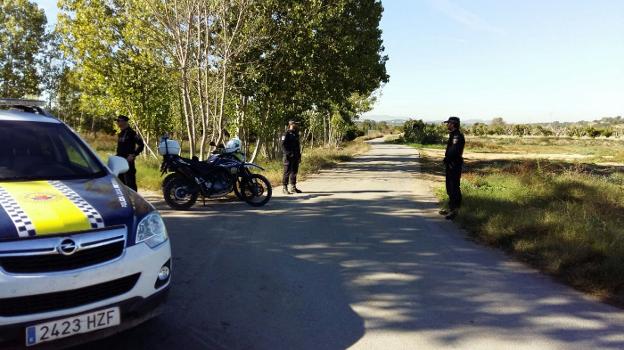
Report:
161,173,178,191
163,176,199,210
240,174,272,207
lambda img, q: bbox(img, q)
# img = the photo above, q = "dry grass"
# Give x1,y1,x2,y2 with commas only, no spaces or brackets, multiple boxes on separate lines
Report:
466,136,624,164
413,135,624,304
357,133,385,141
426,154,624,304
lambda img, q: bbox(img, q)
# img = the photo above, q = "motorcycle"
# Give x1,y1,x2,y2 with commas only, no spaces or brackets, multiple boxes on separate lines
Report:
158,136,272,210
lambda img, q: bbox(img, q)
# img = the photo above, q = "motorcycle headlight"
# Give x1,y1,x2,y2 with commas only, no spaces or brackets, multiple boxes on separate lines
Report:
136,212,168,248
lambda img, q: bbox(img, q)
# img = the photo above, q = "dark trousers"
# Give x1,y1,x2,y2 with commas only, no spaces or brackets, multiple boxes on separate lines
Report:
120,160,138,191
445,163,462,210
283,158,300,186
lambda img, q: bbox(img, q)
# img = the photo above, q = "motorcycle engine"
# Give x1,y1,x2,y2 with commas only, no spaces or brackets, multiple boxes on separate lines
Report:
206,170,231,195
213,179,228,191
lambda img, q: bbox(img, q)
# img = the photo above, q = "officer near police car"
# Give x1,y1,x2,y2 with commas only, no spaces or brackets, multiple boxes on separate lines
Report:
281,120,303,195
115,115,144,191
441,116,465,220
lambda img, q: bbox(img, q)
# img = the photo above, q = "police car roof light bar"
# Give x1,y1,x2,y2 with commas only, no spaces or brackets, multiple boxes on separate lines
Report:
0,98,46,107
0,98,49,116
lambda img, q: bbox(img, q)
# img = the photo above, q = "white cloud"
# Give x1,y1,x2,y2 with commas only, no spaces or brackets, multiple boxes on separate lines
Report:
429,0,505,35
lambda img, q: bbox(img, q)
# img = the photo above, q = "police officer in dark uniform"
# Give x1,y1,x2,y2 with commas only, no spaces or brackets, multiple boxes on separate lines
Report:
281,120,302,195
115,115,144,191
441,116,465,220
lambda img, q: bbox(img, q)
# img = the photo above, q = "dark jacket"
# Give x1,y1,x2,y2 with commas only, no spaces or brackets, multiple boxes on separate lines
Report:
116,127,144,158
444,129,465,167
281,129,301,162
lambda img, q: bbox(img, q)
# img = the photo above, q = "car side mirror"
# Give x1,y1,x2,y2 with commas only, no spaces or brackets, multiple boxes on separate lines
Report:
108,156,129,176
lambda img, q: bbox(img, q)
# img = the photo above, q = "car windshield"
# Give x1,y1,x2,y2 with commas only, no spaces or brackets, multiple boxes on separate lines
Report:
0,120,106,181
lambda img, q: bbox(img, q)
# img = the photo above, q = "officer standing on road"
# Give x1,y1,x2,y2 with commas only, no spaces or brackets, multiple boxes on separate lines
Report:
281,120,303,195
115,115,144,192
441,116,465,220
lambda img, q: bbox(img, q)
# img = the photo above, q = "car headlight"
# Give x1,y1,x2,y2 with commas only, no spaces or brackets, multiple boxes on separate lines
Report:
136,212,168,248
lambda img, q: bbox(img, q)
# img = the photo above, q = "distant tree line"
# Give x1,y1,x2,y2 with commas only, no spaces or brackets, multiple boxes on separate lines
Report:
397,116,624,145
1,0,389,160
465,117,623,138
354,119,400,136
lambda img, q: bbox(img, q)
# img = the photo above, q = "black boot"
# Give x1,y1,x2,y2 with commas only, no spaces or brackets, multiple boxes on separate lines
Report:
282,186,292,195
291,185,303,194
445,209,458,220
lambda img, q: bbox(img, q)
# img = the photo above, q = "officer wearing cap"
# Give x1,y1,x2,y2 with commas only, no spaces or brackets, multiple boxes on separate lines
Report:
441,116,465,219
281,120,303,195
115,115,144,191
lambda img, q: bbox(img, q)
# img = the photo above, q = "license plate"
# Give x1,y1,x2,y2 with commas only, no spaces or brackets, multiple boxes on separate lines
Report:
25,307,120,346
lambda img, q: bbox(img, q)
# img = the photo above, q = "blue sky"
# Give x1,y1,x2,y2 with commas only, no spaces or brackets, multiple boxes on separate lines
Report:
36,0,624,123
366,0,624,122
36,0,58,28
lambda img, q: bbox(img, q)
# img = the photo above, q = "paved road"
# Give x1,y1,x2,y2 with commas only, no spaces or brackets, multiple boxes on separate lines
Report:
87,141,624,350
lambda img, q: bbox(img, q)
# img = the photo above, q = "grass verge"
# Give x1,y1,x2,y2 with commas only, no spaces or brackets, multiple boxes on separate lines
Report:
426,155,624,305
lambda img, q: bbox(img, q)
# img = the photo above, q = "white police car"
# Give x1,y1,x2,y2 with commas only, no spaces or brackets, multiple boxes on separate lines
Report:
0,99,171,349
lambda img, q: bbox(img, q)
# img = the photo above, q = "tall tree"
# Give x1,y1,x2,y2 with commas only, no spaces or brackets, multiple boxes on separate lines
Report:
237,0,389,155
0,0,47,97
58,0,176,144
54,0,389,158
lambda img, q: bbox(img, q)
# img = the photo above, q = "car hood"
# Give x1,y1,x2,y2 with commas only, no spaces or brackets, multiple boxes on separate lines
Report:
0,175,154,244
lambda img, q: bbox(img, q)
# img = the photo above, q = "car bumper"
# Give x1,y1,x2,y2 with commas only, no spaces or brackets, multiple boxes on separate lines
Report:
0,240,171,349
0,287,169,349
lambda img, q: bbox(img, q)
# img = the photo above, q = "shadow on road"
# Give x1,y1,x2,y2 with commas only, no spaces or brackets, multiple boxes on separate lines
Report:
79,144,624,350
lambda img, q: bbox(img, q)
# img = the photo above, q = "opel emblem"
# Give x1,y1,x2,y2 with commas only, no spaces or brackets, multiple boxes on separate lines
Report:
57,238,78,256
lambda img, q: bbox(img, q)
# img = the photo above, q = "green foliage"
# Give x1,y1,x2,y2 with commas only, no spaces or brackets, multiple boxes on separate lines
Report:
534,125,554,136
234,0,388,151
51,0,388,159
4,0,388,159
511,124,530,137
0,0,47,97
402,119,445,144
56,0,176,138
344,124,365,141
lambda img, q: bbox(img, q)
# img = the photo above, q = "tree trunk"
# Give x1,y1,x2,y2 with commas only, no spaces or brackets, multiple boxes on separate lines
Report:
180,78,195,158
133,122,158,159
249,138,261,163
216,58,228,146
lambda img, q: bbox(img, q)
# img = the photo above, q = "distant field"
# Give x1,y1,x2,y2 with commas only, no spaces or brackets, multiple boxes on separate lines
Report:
412,136,624,306
464,136,624,164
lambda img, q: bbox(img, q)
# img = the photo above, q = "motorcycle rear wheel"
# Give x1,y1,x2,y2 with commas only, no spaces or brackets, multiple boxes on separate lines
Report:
163,176,199,210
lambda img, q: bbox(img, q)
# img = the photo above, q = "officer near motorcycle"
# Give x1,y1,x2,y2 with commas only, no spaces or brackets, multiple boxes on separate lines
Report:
440,116,465,220
115,115,144,191
281,120,303,195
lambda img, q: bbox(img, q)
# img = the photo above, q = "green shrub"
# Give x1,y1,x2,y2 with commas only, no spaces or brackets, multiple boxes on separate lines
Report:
403,119,445,144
